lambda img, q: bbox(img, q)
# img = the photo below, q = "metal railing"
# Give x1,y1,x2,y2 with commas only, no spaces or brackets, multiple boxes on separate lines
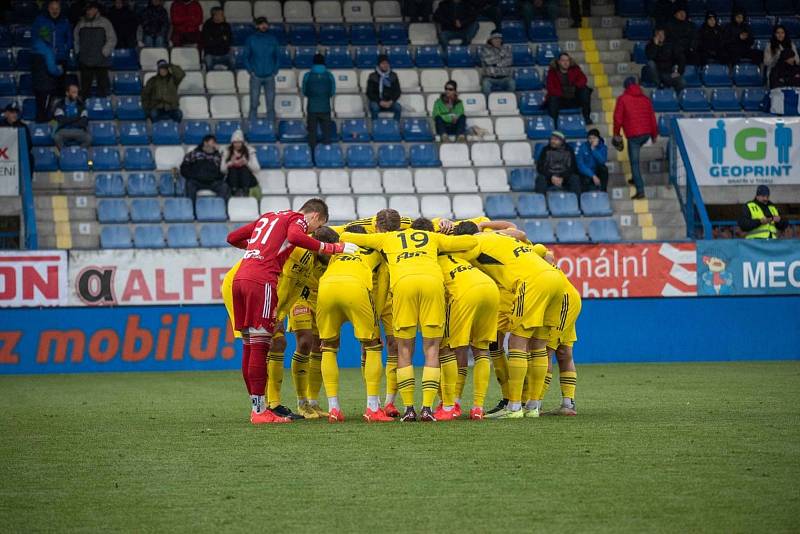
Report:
669,118,713,240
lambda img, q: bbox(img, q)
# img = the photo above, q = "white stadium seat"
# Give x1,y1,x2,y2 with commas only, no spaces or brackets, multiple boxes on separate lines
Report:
472,21,494,44
373,0,402,21
343,0,371,22
261,196,291,213
275,95,304,119
257,170,287,195
292,195,317,210
236,70,251,93
440,144,470,167
452,194,484,219
327,196,357,221
284,0,313,22
396,70,420,93
471,142,503,167
382,169,414,193
206,71,236,94
445,168,478,192
494,117,526,140
409,23,438,45
334,94,365,118
357,195,388,217
466,117,496,141
155,146,186,170
502,141,534,166
488,92,519,116
319,170,351,194
210,95,241,118
241,94,272,116
200,0,221,20
420,69,450,93
477,168,509,192
425,93,439,114
179,96,209,119
275,70,299,93
170,47,200,70
253,1,283,21
398,94,427,117
177,71,205,95
414,169,445,193
224,1,252,22
451,69,481,93
390,195,420,218
420,195,452,218
139,48,169,71
313,0,343,22
351,170,383,194
287,170,319,194
228,197,259,222
461,93,488,116
330,70,359,93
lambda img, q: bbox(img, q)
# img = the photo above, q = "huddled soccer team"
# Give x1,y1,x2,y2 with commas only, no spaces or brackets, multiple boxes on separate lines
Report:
222,198,581,424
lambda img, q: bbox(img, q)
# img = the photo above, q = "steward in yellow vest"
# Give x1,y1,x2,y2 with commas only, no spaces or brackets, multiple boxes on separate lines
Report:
738,185,788,239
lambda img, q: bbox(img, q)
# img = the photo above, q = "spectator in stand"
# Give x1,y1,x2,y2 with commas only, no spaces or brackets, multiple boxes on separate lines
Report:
366,54,402,121
738,185,788,239
31,2,68,123
469,0,502,32
0,103,34,169
107,0,137,49
433,80,467,142
245,17,280,123
695,12,724,66
221,130,259,197
170,0,203,47
769,49,800,89
722,9,762,67
545,52,592,125
518,0,557,25
535,131,581,196
665,6,694,64
764,25,798,77
74,1,116,99
301,53,336,156
479,31,514,95
138,0,170,48
403,0,432,22
52,83,91,149
142,59,185,122
577,128,608,192
612,77,658,200
434,0,479,47
31,0,72,77
181,134,230,204
569,0,590,29
645,28,686,93
202,7,234,71
651,0,686,28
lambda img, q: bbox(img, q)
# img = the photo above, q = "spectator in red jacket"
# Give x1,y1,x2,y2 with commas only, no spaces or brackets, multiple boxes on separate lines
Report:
546,52,592,125
170,0,203,46
612,77,658,200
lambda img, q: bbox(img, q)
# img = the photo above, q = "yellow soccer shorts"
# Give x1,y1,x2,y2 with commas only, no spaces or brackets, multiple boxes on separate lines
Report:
391,274,446,340
547,288,582,350
287,292,317,333
221,263,241,339
510,270,567,340
317,278,380,341
446,283,500,350
496,286,514,334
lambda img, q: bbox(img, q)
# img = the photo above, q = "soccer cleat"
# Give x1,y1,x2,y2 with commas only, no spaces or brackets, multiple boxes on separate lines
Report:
328,408,345,423
542,405,577,416
309,404,329,418
419,407,437,422
469,407,485,420
272,404,304,420
489,407,525,419
383,402,400,418
486,398,508,415
297,404,319,419
523,407,540,418
433,406,456,421
453,402,462,418
250,410,292,424
363,407,394,422
400,406,418,422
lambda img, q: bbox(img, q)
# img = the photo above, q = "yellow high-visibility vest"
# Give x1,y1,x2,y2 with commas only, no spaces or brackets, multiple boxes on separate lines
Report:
745,201,779,239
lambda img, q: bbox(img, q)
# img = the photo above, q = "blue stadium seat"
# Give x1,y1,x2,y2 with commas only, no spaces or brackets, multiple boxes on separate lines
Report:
734,64,763,87
777,16,800,36
514,67,543,90
231,23,254,46
0,27,10,48
687,0,706,16
126,173,158,196
526,115,555,139
119,121,149,145
294,46,317,68
163,197,195,222
769,1,796,15
378,23,408,45
91,147,121,171
116,96,146,120
0,49,14,71
183,120,212,145
658,113,679,137
617,0,647,16
631,41,648,64
246,119,277,142
680,88,710,111
748,17,772,39
158,173,186,196
741,87,767,111
33,147,58,171
16,73,31,95
680,64,702,87
519,91,546,114
446,46,476,67
533,142,545,160
100,225,132,248
95,174,125,197
378,144,407,167
97,198,129,223
624,18,654,40
511,44,535,66
402,118,434,142
325,46,353,68
558,115,587,138
199,223,229,246
341,118,370,142
166,223,198,247
711,88,741,111
314,144,345,168
124,147,156,170
509,168,535,191
130,198,161,222
134,225,165,248
373,119,402,142
15,49,31,71
500,20,527,43
86,97,114,120
196,197,227,222
737,0,765,14
354,46,379,68
112,48,139,70
415,46,445,68
484,195,517,219
0,73,17,95
517,193,548,217
145,120,175,145
90,122,117,146
652,88,680,112
278,47,292,68
588,219,622,242
268,25,288,45
30,123,53,146
547,191,581,217
288,23,317,46
313,120,339,142
350,24,378,45
409,143,441,167
113,72,142,95
701,64,732,87
524,219,555,243
256,145,281,168
528,20,558,42
215,120,241,142
319,24,349,45
346,144,376,167
580,191,612,216
556,219,588,242
278,119,308,142
60,146,89,171
21,97,35,121
283,144,313,168
386,46,413,68
536,43,560,65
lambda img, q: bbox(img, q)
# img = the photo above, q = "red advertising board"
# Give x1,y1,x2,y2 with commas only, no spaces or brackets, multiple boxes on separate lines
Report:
0,251,68,307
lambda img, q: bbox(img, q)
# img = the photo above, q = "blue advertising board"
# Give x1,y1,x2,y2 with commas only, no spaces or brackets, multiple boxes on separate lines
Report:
696,240,800,296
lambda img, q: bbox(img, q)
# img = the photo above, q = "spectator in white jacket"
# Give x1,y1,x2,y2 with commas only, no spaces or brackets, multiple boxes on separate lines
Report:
221,129,260,196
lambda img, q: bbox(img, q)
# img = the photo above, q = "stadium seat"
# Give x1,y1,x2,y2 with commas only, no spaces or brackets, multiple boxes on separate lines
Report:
130,198,161,223
373,119,402,142
631,41,648,64
119,121,150,145
124,147,156,170
277,119,308,143
701,64,732,87
559,114,587,138
445,168,477,193
284,0,313,22
206,71,236,94
209,95,241,119
676,65,699,88
134,225,165,248
511,44,535,66
343,1,372,22
471,143,502,167
0,49,14,71
260,196,291,213
388,196,418,218
711,88,741,111
624,18,654,40
127,173,158,197
373,0,402,22
440,144,470,167
339,119,369,142
246,119,277,142
748,16,772,38
409,22,437,45
502,142,533,166
288,24,317,46
525,115,555,139
224,0,252,22
401,118,434,142
518,193,549,218
741,88,767,111
396,94,426,117
556,219,588,242
16,49,32,71
33,148,58,172
528,20,558,42
334,95,365,118
354,45,379,68
313,144,345,168
326,48,353,68
350,169,382,193
180,96,210,119
680,88,711,111
116,96,146,120
777,16,800,35
514,67,543,91
4,73,23,95
350,24,377,46
493,117,525,141
415,45,445,67
378,144,407,167
59,146,89,171
508,168,535,191
588,219,622,242
409,143,441,167
318,169,351,194
95,174,125,197
475,168,507,192
452,194,483,219
228,197,259,222
256,169,287,195
183,120,212,145
90,122,117,146
484,195,516,218
166,224,198,247
140,47,169,71
271,70,297,93
461,93,489,116
536,43,560,65
385,45,413,68
196,197,227,222
547,191,581,217
100,225,132,248
112,48,139,70
357,195,388,217
199,224,229,247
163,197,195,222
488,93,519,116
346,144,376,167
273,95,302,119
155,146,185,171
734,64,763,87
380,169,413,193
524,219,555,243
420,195,451,218
450,69,481,93
97,198,129,223
418,70,447,94
652,89,680,112
158,173,185,196
171,47,200,70
378,24,409,45
519,91,546,115
446,46,476,67
327,196,357,221
215,120,241,142
285,169,317,194
30,123,54,146
86,97,113,120
580,191,613,216
283,144,313,168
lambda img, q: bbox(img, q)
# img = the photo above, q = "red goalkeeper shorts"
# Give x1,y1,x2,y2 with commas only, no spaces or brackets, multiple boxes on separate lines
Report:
232,279,278,333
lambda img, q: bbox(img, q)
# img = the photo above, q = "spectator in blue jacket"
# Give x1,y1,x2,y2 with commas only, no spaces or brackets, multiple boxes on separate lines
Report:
52,83,91,149
301,53,336,156
32,0,71,122
577,128,609,192
244,16,280,122
32,1,74,64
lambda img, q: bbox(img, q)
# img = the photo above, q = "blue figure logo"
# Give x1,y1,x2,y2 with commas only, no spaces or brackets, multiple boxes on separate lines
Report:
775,122,792,164
709,120,726,165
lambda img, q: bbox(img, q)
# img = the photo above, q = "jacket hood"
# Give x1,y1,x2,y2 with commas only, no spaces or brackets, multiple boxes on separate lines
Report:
623,83,645,97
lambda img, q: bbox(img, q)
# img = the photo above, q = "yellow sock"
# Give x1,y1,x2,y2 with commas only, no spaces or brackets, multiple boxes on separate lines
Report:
472,354,490,407
490,348,510,399
560,370,577,401
506,349,528,404
396,365,415,407
524,352,535,403
421,366,441,408
307,352,322,401
267,350,284,409
529,349,549,401
385,355,398,396
455,366,468,400
364,347,383,397
360,351,366,382
439,351,457,407
291,351,309,402
542,371,553,399
321,349,339,398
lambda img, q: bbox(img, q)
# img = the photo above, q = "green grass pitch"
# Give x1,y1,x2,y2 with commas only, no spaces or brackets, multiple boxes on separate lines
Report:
1,361,799,532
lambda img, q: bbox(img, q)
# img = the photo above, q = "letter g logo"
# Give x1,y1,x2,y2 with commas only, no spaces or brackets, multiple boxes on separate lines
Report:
734,127,767,161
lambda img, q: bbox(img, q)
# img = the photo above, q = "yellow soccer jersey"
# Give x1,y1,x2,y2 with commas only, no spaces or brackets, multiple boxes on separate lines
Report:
321,246,382,289
459,232,557,292
431,216,490,233
437,253,496,301
329,215,414,235
276,248,317,320
340,230,477,288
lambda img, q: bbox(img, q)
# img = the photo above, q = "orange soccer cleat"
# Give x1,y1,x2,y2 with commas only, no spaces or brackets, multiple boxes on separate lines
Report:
328,408,345,423
363,407,394,422
469,407,485,420
383,402,400,418
433,406,457,421
250,410,292,424
453,402,462,418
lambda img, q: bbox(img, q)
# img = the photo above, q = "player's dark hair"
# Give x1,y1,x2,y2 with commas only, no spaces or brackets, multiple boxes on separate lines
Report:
410,217,434,232
375,208,401,232
299,198,329,222
345,225,367,234
454,221,479,235
313,226,338,243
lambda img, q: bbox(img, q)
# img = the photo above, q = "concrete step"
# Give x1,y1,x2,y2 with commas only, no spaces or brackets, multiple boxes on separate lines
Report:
35,206,96,222
34,194,96,211
620,224,687,241
611,184,677,200
562,38,633,53
568,50,630,64
615,210,686,229
608,174,671,187
32,171,95,193
0,197,21,216
558,27,623,40
612,197,680,213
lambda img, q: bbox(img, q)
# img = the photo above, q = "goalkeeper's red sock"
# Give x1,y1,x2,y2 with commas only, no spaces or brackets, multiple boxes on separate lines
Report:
241,342,252,394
